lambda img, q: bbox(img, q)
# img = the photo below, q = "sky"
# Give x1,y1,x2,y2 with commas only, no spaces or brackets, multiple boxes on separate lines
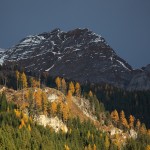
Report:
0,0,150,68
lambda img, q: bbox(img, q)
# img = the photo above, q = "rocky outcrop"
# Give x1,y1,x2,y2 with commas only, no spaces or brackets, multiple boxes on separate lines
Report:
34,115,68,133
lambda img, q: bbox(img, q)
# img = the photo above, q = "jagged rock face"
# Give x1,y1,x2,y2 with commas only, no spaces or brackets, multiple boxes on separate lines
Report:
0,28,149,90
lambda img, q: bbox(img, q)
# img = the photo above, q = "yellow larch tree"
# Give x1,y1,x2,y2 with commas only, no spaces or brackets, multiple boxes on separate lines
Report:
21,72,28,89
93,144,97,150
66,90,72,109
75,82,81,97
62,104,69,122
146,145,150,150
111,109,119,125
136,119,141,131
42,91,48,115
69,81,75,94
104,135,110,150
64,144,70,150
120,110,129,128
55,77,61,90
51,102,57,116
129,115,135,129
61,78,67,94
34,89,42,111
89,90,93,97
140,123,147,134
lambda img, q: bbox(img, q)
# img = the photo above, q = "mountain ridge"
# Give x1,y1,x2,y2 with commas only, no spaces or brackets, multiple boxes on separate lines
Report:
0,28,150,90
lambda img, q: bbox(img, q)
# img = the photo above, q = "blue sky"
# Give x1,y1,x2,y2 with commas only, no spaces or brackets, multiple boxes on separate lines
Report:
0,0,150,68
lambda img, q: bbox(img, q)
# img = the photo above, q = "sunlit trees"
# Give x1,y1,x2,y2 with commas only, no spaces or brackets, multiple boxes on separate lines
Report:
51,102,57,116
136,119,141,131
89,90,93,97
55,77,61,90
21,72,27,89
120,110,129,129
34,89,42,112
75,82,81,97
111,109,119,125
69,81,75,94
104,135,110,150
30,77,40,88
129,115,135,129
41,91,47,115
61,78,67,94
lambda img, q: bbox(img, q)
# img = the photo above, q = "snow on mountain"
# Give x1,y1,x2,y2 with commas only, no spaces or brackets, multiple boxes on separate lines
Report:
0,48,5,65
0,28,149,90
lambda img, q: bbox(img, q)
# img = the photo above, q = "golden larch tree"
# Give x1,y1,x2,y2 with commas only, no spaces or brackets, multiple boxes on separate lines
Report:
21,72,28,89
146,145,150,150
140,123,147,134
61,78,67,94
42,91,48,115
104,135,110,150
111,109,119,124
89,90,93,97
34,89,42,111
55,77,61,90
120,110,129,128
66,90,72,109
129,115,135,129
136,119,141,131
51,102,57,116
75,82,81,97
69,81,75,94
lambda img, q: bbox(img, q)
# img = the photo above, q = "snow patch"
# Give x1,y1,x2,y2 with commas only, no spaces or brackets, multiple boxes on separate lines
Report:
116,60,131,71
45,64,54,71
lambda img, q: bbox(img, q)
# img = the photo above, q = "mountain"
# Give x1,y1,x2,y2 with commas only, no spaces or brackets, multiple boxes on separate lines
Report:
0,28,149,90
0,48,5,65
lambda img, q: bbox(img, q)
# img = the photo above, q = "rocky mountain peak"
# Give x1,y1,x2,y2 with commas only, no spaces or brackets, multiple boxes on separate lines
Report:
0,28,149,90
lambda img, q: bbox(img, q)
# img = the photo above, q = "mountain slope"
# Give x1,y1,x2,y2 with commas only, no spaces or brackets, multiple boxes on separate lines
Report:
0,28,149,90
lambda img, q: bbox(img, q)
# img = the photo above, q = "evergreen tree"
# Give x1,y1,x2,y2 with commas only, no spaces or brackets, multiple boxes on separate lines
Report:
16,70,19,90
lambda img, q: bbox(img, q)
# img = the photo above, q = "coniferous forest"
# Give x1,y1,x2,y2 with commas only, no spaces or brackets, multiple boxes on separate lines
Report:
0,65,150,150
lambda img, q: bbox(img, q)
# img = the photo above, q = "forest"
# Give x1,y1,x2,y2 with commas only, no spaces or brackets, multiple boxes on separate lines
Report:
0,65,150,149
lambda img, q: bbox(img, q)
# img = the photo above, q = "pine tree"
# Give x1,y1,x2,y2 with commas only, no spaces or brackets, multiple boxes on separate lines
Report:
0,92,8,111
16,70,20,90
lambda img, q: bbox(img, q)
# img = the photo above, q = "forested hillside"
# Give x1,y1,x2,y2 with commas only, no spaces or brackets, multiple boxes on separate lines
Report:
0,66,150,149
